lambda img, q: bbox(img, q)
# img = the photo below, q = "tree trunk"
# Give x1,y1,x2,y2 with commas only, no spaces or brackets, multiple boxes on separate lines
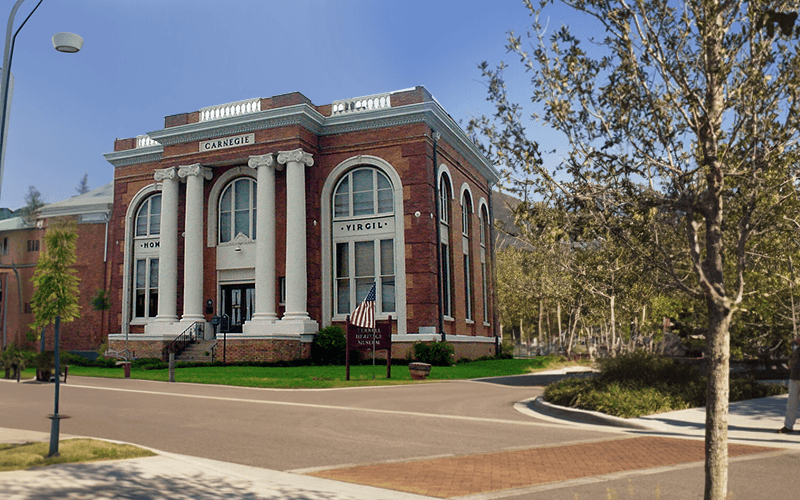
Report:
557,302,562,345
538,299,544,348
705,300,731,500
610,295,616,351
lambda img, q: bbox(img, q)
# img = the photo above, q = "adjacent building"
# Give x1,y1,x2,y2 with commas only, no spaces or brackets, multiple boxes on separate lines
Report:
0,183,113,352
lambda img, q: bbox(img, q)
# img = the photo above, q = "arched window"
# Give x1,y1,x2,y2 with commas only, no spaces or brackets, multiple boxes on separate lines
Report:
333,167,396,316
439,173,453,318
132,194,161,320
334,167,393,218
462,191,473,321
135,194,161,237
219,178,257,243
480,204,490,324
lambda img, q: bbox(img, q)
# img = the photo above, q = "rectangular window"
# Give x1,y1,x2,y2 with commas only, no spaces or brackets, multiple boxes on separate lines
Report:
27,240,39,252
354,240,375,302
464,253,473,321
336,243,350,314
380,239,395,313
441,242,452,317
335,238,395,317
482,261,489,324
279,277,286,306
1,237,7,255
134,258,159,319
24,302,31,314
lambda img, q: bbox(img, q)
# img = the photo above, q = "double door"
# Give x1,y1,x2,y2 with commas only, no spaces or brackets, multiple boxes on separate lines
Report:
221,283,255,333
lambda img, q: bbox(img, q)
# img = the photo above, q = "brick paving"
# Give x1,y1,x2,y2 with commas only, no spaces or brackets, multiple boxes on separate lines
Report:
307,436,779,498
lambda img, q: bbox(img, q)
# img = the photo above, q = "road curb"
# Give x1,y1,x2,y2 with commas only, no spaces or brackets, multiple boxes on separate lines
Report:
528,396,652,430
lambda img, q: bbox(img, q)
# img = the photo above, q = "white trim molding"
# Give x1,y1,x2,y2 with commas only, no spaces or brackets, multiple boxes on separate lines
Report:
207,167,257,247
121,183,161,335
320,155,407,335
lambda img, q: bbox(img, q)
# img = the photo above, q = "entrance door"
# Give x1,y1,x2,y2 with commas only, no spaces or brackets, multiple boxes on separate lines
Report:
221,284,255,333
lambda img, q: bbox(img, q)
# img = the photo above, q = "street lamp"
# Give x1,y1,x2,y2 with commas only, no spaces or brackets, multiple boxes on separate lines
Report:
0,0,82,204
51,31,83,53
0,0,83,459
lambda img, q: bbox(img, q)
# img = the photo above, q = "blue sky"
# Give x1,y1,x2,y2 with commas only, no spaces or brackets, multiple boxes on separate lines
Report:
0,0,568,209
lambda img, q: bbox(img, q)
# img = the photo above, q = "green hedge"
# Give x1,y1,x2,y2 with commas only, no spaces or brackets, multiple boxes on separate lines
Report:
412,341,454,366
544,352,787,418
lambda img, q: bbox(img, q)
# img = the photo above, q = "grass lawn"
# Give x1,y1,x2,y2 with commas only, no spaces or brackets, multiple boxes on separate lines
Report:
0,439,155,472
17,356,582,389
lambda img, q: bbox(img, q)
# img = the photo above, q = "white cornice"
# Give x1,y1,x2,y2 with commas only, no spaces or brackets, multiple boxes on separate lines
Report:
104,99,500,183
147,104,326,146
103,144,163,168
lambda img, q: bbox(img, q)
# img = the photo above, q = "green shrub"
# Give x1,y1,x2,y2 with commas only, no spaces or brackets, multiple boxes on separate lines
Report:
311,326,346,365
544,351,788,418
598,351,700,386
33,351,55,370
132,358,167,370
412,341,454,366
1,343,32,378
60,352,96,367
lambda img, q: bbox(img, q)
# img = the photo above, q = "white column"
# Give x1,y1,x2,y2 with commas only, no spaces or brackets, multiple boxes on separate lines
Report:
178,164,212,325
242,154,280,334
276,148,316,329
152,167,179,324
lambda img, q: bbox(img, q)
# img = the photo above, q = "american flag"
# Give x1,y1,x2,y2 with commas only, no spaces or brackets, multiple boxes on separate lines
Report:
351,283,376,329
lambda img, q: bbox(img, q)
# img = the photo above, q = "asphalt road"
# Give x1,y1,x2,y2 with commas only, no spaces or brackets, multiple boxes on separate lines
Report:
1,375,618,472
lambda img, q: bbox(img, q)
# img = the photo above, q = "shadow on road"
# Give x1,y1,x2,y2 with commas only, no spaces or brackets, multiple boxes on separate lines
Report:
472,372,596,387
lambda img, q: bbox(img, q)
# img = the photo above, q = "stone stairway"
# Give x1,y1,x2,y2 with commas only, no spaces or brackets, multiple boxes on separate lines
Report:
175,340,217,363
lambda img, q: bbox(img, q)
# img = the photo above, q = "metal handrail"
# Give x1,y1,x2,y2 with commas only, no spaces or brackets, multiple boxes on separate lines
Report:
209,342,217,363
163,322,204,359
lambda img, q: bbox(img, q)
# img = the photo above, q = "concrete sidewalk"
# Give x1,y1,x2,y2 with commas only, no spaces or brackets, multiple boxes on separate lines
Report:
0,427,432,500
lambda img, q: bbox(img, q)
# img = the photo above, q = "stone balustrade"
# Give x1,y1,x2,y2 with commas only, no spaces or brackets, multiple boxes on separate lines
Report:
331,93,391,115
136,135,158,148
200,97,262,122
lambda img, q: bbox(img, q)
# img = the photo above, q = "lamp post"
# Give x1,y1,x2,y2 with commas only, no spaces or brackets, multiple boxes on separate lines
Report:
0,0,85,459
0,0,82,202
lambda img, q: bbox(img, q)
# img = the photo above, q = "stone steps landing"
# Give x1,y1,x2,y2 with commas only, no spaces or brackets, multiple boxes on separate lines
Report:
175,340,217,363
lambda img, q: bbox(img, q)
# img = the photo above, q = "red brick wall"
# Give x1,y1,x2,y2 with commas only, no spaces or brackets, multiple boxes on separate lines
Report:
108,339,166,359
220,339,311,363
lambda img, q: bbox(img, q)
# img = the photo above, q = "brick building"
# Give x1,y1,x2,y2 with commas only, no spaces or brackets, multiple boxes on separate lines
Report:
104,87,501,362
0,183,113,352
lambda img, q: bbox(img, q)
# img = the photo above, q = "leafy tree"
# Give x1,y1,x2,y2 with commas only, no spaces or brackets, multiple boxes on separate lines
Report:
30,219,81,342
19,185,44,224
75,173,90,195
469,1,800,498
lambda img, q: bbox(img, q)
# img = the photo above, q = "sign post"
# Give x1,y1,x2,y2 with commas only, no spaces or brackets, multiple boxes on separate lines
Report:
345,315,392,381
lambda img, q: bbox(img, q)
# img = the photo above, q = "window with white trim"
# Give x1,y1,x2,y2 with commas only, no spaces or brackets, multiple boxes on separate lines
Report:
135,194,161,237
480,205,490,324
219,177,257,243
439,174,453,318
132,194,162,320
462,191,473,321
333,167,396,317
134,257,159,318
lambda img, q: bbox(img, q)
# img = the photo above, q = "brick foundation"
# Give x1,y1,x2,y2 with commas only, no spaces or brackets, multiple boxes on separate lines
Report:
108,339,168,359
217,338,311,363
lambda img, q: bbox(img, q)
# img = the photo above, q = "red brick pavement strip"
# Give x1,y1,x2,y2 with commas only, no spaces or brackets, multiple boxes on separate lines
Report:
307,436,780,498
